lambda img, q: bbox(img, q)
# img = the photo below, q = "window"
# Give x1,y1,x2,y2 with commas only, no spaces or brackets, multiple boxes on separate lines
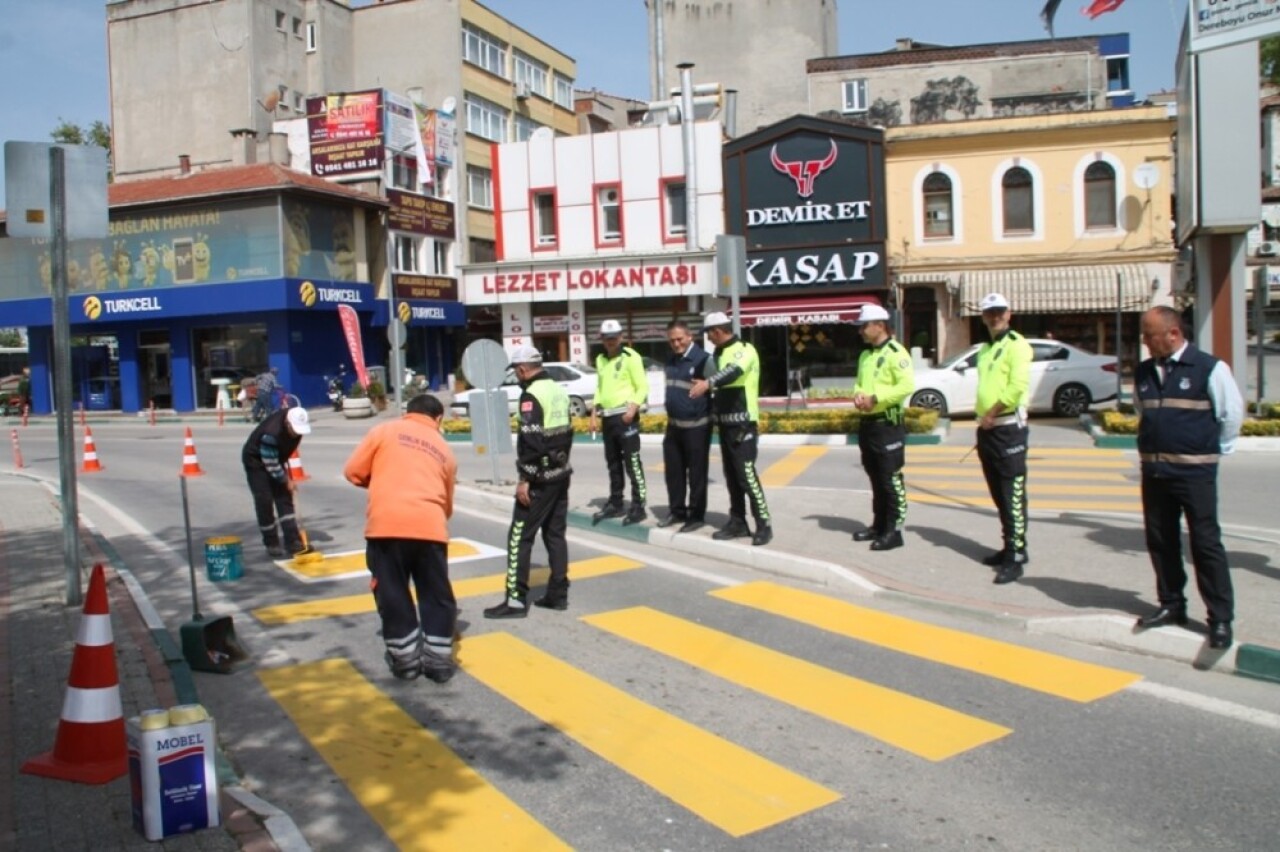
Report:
433,242,450,276
275,10,286,31
513,50,549,97
532,191,557,247
291,17,301,37
1031,343,1069,362
664,181,687,239
390,153,418,191
293,92,304,113
1084,161,1117,229
1001,166,1034,234
469,238,496,263
305,21,317,53
554,74,575,109
395,235,420,272
464,94,508,142
514,114,543,142
841,79,868,114
922,172,953,238
462,23,507,77
467,165,493,209
596,185,621,243
1106,57,1131,93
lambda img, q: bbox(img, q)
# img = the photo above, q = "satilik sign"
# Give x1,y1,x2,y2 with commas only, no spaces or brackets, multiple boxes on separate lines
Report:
723,115,887,293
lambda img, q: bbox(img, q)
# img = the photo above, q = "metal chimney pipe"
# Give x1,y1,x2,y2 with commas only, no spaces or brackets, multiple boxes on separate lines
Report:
678,62,698,252
654,1,668,103
724,89,738,139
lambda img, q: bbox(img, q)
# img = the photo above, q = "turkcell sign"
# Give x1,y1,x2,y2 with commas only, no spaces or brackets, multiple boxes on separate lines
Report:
724,118,887,294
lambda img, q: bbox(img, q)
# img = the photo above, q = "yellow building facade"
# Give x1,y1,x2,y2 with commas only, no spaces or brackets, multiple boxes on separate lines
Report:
884,106,1176,366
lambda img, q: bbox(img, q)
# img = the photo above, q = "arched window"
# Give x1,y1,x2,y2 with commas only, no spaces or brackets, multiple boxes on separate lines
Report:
1084,161,1117,229
1001,167,1034,234
922,172,953,238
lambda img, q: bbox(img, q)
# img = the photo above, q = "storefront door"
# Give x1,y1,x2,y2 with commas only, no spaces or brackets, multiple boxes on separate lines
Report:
139,330,172,408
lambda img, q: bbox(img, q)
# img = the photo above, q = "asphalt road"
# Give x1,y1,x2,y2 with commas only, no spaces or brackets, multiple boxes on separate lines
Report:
10,417,1280,850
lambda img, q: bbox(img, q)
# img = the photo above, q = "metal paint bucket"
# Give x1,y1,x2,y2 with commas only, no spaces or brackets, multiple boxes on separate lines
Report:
204,536,243,582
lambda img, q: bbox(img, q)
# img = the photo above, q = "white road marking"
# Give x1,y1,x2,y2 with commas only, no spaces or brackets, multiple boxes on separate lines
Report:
1128,680,1280,731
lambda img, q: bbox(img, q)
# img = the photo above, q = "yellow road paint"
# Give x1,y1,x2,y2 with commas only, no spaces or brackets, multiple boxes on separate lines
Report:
280,539,499,582
759,446,829,488
461,632,840,836
583,607,1009,762
259,659,566,851
908,480,1139,496
253,555,643,625
713,582,1141,702
902,465,1130,482
905,492,1139,512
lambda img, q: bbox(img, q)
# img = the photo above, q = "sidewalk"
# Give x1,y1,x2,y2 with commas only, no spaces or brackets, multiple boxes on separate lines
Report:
0,475,279,851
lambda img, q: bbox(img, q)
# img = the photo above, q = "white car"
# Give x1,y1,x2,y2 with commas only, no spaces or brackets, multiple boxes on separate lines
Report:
450,362,596,418
908,339,1118,417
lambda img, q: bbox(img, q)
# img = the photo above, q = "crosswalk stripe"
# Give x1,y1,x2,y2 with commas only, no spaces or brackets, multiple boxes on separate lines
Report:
279,539,504,582
462,632,840,837
902,466,1131,481
906,492,1139,511
259,659,566,851
712,582,1141,702
908,445,1127,457
759,446,828,488
251,555,644,625
909,480,1139,496
583,607,1010,761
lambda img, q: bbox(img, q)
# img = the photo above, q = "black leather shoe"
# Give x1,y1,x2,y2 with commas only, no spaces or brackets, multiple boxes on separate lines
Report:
981,550,1006,566
622,505,647,526
993,560,1024,584
678,519,705,533
1208,620,1233,649
712,519,751,540
483,600,528,619
592,504,624,523
752,525,773,546
533,595,569,611
265,544,287,559
853,529,878,542
1134,606,1188,630
656,513,685,529
870,530,904,551
984,549,1028,567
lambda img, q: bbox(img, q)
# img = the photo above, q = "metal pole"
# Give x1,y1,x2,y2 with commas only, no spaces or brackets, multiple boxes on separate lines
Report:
1116,272,1124,406
654,0,667,102
180,475,202,621
50,147,82,606
678,62,698,253
1255,266,1268,411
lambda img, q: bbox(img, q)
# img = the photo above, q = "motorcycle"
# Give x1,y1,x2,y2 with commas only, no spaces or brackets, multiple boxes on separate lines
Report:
326,366,348,412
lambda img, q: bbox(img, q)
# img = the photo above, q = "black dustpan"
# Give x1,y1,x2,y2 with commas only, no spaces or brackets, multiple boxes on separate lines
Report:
180,476,248,674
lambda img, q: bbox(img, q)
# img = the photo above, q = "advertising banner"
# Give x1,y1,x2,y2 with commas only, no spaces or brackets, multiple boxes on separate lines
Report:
387,191,455,239
393,273,459,302
1189,0,1280,53
307,90,384,177
337,304,370,390
436,104,456,168
464,257,714,305
413,103,438,186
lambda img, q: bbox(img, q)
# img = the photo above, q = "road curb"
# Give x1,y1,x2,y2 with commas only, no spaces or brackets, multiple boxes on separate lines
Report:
1236,644,1280,684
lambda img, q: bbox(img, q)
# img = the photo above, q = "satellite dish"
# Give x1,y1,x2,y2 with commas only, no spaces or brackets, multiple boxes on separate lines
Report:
531,127,554,141
440,96,457,116
1133,163,1160,191
1263,206,1280,229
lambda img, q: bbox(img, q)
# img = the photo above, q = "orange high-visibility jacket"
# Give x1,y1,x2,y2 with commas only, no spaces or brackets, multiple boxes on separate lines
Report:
343,413,456,542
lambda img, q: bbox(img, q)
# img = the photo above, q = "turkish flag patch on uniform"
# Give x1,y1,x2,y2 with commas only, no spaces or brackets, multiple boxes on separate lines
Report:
521,401,534,413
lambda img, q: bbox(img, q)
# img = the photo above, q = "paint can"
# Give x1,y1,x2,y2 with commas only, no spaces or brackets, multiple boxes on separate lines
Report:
204,536,243,582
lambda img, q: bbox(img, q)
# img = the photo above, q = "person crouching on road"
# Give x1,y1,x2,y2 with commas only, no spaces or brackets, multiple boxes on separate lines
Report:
485,345,575,619
690,311,772,546
659,320,713,533
851,304,914,551
343,394,459,682
241,406,310,559
590,319,650,526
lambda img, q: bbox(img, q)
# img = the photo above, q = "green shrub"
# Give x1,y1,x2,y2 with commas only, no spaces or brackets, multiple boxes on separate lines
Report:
1101,411,1139,434
1242,418,1280,437
1246,400,1280,419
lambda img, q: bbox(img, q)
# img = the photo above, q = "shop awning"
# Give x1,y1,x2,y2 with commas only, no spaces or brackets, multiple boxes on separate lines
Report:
736,294,881,327
959,264,1154,315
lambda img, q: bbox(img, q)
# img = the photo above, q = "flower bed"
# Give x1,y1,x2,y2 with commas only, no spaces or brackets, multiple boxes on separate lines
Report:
1100,410,1280,437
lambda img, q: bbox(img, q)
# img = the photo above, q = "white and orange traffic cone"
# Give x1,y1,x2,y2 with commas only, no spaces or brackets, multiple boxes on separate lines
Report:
21,563,128,784
11,428,24,469
288,449,310,482
81,426,104,473
180,427,205,477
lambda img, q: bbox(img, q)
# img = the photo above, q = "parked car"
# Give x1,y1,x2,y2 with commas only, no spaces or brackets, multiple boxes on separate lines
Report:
909,339,1118,417
451,362,596,418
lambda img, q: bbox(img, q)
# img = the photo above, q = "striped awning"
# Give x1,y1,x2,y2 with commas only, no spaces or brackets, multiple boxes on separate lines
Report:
959,264,1154,315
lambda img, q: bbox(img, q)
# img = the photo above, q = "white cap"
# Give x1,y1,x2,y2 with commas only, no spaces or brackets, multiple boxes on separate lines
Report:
856,304,891,323
286,406,311,435
979,292,1010,312
703,311,731,329
599,319,623,336
509,344,543,365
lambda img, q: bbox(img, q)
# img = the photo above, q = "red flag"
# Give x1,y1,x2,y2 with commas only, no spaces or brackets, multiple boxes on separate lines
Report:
1083,0,1126,19
337,304,370,390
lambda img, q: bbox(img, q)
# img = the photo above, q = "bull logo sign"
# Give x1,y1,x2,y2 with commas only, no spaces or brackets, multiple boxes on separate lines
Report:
770,140,838,199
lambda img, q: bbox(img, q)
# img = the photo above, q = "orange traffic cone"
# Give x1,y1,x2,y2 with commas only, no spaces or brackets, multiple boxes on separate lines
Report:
81,426,103,473
180,427,205,477
288,449,310,482
21,564,128,784
11,428,24,469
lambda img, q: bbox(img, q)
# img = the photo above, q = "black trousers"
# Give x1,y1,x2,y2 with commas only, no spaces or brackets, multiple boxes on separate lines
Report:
366,538,456,665
505,478,571,603
977,424,1029,553
601,414,646,507
1141,473,1234,623
662,424,711,521
859,419,907,535
720,425,770,525
244,465,301,550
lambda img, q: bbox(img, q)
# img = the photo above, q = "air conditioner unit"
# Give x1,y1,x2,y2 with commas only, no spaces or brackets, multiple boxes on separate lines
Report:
1258,241,1278,257
514,82,531,101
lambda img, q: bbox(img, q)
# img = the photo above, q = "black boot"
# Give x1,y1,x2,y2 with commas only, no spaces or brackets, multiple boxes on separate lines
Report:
592,503,625,523
483,598,529,619
751,524,773,546
622,504,647,526
712,517,751,540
